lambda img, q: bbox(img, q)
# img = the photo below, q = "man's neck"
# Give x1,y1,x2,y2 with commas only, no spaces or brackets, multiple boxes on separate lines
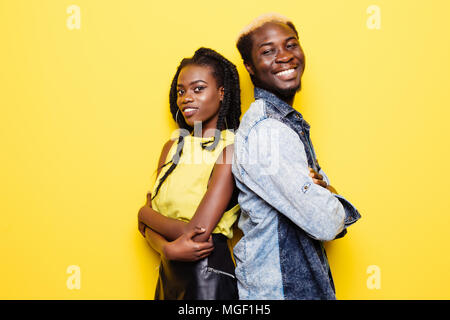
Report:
256,86,295,106
281,95,295,106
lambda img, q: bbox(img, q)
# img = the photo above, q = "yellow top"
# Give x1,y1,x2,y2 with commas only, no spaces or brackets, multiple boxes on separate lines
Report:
150,130,240,239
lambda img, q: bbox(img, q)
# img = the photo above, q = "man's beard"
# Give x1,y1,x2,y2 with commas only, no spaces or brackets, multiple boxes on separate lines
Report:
273,81,302,101
251,76,302,101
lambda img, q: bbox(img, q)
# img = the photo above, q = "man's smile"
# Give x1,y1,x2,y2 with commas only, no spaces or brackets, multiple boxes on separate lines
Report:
273,66,300,80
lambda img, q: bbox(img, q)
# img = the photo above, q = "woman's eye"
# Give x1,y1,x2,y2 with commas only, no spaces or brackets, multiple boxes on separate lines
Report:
177,89,184,96
194,86,205,92
262,49,273,55
287,43,297,49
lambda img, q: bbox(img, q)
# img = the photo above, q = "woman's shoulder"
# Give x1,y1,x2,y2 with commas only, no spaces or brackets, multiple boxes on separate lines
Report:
156,138,177,175
216,131,235,166
220,129,236,146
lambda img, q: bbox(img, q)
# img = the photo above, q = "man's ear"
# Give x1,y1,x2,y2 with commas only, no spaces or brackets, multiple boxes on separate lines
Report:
244,61,255,76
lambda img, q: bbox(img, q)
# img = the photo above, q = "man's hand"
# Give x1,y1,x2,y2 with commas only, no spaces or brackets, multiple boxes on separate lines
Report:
309,167,327,188
309,167,338,194
163,227,214,262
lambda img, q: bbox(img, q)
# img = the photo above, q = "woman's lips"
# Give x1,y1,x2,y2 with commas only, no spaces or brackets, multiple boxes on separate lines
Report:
182,107,198,117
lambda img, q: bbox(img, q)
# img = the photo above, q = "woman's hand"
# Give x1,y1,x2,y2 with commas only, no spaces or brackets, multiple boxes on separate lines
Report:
163,227,214,262
137,192,152,238
138,220,147,237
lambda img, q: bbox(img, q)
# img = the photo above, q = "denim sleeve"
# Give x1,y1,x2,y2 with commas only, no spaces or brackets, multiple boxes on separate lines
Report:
238,118,348,241
318,169,362,239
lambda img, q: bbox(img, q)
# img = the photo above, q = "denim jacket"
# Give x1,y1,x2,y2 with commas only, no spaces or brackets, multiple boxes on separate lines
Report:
231,87,361,300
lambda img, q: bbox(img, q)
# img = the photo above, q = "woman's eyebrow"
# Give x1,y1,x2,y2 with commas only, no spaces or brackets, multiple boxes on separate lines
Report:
177,80,208,88
189,80,207,85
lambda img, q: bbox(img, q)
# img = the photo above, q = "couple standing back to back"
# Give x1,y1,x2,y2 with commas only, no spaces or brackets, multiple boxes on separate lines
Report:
138,13,361,300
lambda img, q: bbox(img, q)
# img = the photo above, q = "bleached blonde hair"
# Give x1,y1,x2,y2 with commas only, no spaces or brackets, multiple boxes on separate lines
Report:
236,13,299,64
236,13,294,42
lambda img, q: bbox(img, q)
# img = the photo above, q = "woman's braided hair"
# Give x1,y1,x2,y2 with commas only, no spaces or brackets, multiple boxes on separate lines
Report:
152,48,241,200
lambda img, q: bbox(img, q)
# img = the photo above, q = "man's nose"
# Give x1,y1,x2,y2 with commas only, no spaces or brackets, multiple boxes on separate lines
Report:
275,48,294,63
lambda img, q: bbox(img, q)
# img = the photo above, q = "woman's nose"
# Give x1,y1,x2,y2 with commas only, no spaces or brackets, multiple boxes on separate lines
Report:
182,93,194,104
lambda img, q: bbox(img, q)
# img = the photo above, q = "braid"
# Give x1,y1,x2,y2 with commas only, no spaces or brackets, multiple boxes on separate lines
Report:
152,48,241,200
151,132,188,200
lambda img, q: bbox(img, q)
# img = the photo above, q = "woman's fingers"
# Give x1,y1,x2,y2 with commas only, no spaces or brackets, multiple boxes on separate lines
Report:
138,221,146,237
196,247,214,260
196,239,214,251
186,226,206,239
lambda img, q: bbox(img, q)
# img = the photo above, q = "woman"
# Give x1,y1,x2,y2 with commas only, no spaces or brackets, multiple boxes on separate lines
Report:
138,48,241,300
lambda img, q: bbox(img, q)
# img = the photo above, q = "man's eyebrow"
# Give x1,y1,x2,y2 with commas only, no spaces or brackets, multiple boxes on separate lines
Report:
259,41,273,48
259,36,298,48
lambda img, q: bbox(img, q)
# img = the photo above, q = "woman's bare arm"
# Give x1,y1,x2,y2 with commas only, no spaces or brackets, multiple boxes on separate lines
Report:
144,222,215,261
144,227,168,257
139,142,236,243
185,144,236,242
138,139,188,240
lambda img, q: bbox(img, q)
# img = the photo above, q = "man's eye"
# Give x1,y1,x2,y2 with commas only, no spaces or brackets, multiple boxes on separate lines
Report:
287,43,297,48
261,47,275,55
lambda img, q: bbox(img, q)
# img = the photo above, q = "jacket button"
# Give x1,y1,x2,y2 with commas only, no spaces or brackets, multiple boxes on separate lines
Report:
300,131,305,136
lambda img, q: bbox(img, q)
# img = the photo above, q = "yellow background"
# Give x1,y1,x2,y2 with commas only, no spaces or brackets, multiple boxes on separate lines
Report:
1,0,449,299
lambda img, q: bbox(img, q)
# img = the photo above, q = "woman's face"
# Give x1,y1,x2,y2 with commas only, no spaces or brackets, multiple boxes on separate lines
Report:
176,64,224,132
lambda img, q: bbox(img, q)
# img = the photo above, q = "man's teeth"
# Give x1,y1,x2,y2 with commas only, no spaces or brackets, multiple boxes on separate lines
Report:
276,69,295,76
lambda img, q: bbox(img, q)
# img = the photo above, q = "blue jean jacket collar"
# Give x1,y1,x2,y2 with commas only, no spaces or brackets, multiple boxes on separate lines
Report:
254,87,310,130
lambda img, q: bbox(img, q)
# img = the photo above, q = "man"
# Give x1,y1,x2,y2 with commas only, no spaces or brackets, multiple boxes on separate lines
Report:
232,13,361,300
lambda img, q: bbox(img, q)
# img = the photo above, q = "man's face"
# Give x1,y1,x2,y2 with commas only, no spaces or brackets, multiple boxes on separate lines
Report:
246,22,305,99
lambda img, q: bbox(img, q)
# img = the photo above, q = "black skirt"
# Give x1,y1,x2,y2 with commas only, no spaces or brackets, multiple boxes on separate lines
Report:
154,233,238,300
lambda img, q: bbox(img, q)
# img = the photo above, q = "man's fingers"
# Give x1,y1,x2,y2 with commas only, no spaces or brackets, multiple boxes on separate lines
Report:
309,168,322,177
309,170,323,180
312,178,327,187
